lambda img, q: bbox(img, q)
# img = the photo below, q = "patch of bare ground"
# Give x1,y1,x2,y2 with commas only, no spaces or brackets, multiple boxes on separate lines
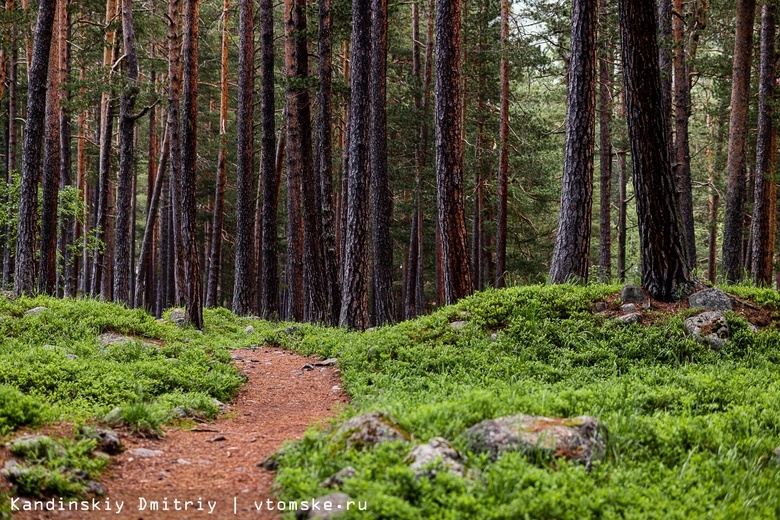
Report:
9,347,349,520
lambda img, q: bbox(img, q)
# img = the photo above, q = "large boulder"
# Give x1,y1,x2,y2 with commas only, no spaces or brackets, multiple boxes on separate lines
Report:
689,288,732,311
404,437,465,478
684,311,730,350
331,412,410,451
465,414,606,468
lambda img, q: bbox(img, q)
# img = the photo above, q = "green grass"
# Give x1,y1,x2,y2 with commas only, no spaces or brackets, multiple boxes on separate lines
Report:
267,284,780,519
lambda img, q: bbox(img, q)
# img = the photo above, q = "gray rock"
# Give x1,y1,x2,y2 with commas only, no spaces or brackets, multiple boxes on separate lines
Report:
404,437,465,478
301,363,315,371
297,493,353,519
8,434,66,460
0,290,16,301
620,303,638,313
169,308,186,326
319,466,357,488
331,411,410,451
66,354,78,360
24,306,48,316
104,407,123,424
2,460,29,483
86,480,106,496
245,325,255,334
616,313,642,325
314,358,338,367
621,284,645,303
684,311,730,350
129,448,164,458
465,414,607,468
689,288,732,311
450,320,467,331
594,301,608,312
79,427,122,454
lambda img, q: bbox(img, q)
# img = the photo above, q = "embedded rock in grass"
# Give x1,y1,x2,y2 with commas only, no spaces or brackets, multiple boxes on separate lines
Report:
450,320,467,331
2,460,30,483
86,480,106,496
8,434,66,460
319,466,357,488
689,288,733,311
169,308,186,326
331,411,410,451
685,311,730,350
297,493,353,519
465,414,606,467
594,301,608,312
621,284,645,303
0,290,16,300
245,325,255,334
24,306,48,316
79,426,122,454
104,407,123,424
616,313,642,325
404,437,466,478
620,303,638,313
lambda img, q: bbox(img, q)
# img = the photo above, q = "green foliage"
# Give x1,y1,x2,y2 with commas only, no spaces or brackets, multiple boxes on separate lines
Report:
270,284,780,519
0,385,44,436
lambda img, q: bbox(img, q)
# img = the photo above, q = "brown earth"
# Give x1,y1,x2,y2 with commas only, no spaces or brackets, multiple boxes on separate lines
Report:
8,347,349,520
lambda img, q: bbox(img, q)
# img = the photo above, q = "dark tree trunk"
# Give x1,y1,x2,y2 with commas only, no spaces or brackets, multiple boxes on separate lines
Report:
168,0,186,305
549,0,598,284
206,0,229,308
339,0,371,329
57,0,74,297
2,48,16,288
316,0,340,324
657,0,672,140
722,0,757,283
113,0,140,305
232,0,256,315
495,0,509,288
618,0,693,301
750,1,776,286
180,0,203,328
617,150,627,281
259,0,279,319
370,0,395,324
435,0,472,304
37,0,60,296
135,129,169,309
598,7,613,282
156,148,171,315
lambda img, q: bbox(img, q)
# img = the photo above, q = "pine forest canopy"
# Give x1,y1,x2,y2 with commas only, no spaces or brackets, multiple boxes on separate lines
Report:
0,0,777,329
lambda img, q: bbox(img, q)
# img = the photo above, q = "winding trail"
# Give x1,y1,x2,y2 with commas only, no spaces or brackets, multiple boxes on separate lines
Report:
16,347,349,519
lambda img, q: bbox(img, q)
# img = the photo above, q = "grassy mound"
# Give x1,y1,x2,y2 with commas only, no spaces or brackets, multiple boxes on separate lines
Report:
271,284,780,519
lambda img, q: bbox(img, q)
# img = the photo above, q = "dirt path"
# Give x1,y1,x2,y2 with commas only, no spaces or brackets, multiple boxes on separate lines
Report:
15,347,349,520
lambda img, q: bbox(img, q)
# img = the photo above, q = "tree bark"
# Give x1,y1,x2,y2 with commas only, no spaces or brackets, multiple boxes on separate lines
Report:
598,5,613,282
549,0,598,284
618,0,693,301
113,0,140,305
168,0,186,305
722,0,757,283
180,0,203,328
3,47,16,288
259,0,279,319
750,1,776,286
232,0,256,315
658,0,673,141
495,0,509,288
206,0,229,308
339,0,371,329
435,0,472,304
57,0,74,297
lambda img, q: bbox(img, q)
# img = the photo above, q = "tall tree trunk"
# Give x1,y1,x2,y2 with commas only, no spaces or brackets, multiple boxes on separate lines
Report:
180,0,203,328
57,0,74,296
339,0,371,329
143,61,157,308
707,112,723,284
598,7,613,282
259,0,279,319
113,0,140,304
618,0,693,301
657,0,672,141
232,0,256,315
549,0,598,284
316,0,340,324
168,0,185,305
3,48,16,288
15,0,55,295
91,0,118,297
722,0,757,283
435,0,472,304
750,1,776,286
206,0,229,309
495,0,509,288
37,0,60,296
135,128,169,309
617,150,627,281
370,0,395,324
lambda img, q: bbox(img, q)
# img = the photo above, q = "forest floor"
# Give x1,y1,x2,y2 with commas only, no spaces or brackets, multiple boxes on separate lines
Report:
7,347,349,520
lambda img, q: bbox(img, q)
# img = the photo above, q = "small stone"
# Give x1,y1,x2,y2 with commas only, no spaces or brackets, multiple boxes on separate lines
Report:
66,354,78,360
231,354,247,361
245,325,255,334
621,284,645,303
103,407,123,424
314,358,338,367
169,308,186,326
298,493,353,520
594,301,608,312
65,468,89,480
79,427,122,454
405,437,465,478
331,386,341,392
24,306,48,316
319,466,357,488
620,303,638,313
129,448,164,458
301,363,315,371
689,288,733,311
616,313,642,325
8,434,66,459
258,454,279,471
2,460,28,483
176,459,191,465
331,411,410,451
213,399,227,410
207,435,227,442
450,320,467,330
86,480,107,496
293,371,304,377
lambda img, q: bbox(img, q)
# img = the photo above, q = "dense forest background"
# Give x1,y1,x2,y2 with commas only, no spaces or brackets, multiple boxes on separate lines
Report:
0,0,776,329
